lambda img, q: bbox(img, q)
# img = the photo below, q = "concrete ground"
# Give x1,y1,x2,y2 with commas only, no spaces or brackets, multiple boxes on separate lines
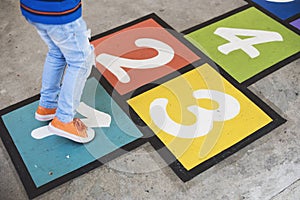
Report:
0,0,299,199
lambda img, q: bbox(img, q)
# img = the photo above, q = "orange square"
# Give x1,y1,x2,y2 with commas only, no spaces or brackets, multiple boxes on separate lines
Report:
91,16,200,95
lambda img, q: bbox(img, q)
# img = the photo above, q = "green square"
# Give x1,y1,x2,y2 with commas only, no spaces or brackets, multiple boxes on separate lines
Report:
185,7,300,83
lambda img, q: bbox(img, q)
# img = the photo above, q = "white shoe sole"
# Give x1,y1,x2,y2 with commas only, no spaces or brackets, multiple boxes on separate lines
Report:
48,123,95,143
35,113,55,121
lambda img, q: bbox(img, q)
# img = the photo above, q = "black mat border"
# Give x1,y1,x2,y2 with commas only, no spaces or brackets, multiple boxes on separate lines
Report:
90,13,209,101
182,4,300,87
0,10,290,199
286,13,300,24
0,71,147,199
126,61,286,182
182,4,251,35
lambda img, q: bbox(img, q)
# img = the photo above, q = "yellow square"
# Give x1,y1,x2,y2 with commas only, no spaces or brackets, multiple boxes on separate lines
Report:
128,64,272,170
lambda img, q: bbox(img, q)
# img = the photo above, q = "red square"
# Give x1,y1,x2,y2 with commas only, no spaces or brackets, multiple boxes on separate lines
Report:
91,16,200,95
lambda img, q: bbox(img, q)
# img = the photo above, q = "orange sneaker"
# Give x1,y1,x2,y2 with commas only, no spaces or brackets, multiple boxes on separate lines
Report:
48,117,95,143
35,106,56,121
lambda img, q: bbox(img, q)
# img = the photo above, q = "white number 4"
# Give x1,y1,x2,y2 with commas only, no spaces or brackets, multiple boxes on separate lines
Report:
214,27,283,58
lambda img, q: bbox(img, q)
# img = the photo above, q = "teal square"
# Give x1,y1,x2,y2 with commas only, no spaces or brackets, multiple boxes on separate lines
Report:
1,78,143,187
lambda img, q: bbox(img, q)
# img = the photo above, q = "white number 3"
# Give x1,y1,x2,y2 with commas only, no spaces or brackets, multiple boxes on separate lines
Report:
150,90,240,139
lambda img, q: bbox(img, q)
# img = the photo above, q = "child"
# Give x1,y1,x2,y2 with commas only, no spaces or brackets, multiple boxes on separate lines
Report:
20,0,95,143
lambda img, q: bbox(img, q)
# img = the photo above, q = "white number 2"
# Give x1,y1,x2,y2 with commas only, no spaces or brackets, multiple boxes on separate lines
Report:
96,38,175,83
214,27,283,58
150,90,240,139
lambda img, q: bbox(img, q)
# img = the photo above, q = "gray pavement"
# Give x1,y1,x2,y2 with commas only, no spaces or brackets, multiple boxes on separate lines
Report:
0,0,299,199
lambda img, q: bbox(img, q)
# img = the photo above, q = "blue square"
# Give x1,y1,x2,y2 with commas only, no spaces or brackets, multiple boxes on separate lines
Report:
251,0,300,20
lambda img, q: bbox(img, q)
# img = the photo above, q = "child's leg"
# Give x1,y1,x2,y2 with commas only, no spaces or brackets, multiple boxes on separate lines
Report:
35,26,66,109
47,17,94,123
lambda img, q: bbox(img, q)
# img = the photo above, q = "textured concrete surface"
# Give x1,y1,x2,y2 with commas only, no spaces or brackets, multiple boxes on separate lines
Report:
0,0,299,199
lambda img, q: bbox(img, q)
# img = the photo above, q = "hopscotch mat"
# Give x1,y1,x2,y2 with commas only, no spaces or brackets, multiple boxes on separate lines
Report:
1,1,299,198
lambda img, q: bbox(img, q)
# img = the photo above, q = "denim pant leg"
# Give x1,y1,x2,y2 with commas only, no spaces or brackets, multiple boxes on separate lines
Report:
47,18,94,123
34,25,66,109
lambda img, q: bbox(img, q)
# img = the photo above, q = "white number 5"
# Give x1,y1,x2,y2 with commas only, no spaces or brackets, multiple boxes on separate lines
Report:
266,0,294,2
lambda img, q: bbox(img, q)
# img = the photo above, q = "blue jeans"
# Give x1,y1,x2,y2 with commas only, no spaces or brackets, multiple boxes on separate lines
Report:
29,17,94,123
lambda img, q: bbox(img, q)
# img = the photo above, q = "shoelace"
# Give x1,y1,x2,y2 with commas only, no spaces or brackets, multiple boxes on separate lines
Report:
73,118,87,132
